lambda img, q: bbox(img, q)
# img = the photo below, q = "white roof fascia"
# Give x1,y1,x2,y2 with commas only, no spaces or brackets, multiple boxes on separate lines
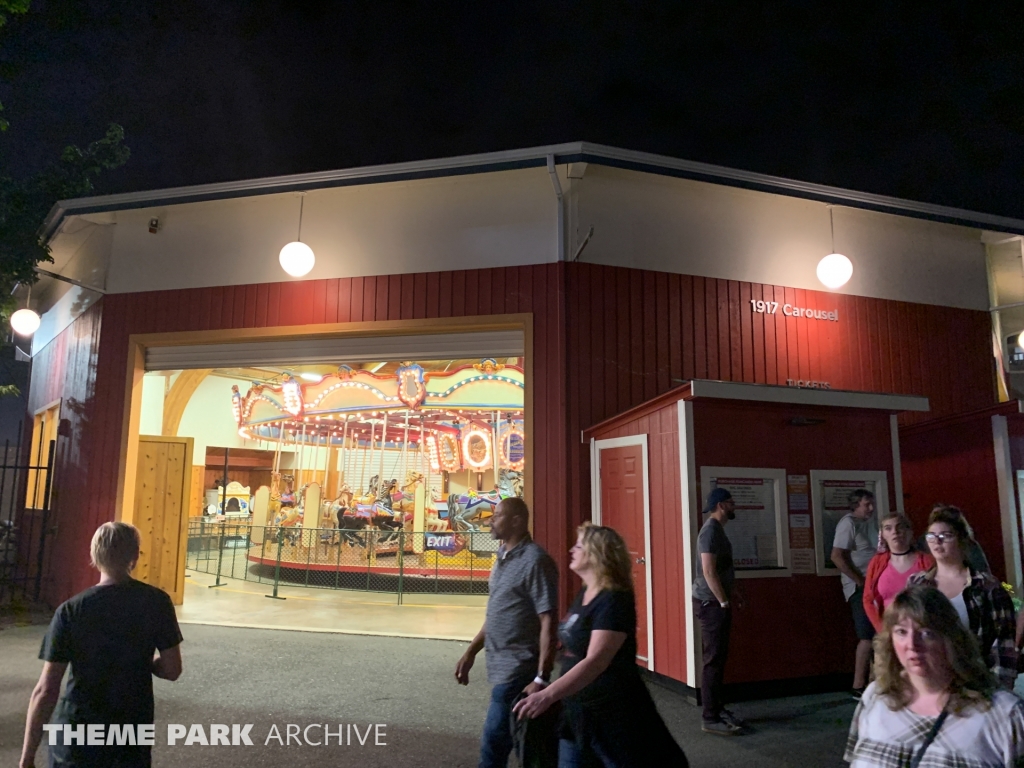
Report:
688,379,930,413
42,140,1024,243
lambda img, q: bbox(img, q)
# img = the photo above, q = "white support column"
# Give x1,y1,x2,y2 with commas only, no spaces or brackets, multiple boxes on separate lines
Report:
992,415,1023,591
890,414,905,515
678,399,699,688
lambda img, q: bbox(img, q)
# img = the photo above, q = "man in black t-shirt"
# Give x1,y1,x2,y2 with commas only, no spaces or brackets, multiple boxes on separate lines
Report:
692,488,746,736
20,522,183,768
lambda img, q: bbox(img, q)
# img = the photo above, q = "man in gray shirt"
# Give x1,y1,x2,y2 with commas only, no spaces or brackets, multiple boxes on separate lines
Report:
830,489,878,698
454,497,558,768
693,487,746,736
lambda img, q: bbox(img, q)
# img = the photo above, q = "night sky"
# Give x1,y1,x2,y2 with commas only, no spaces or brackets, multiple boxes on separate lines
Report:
1,1,1023,218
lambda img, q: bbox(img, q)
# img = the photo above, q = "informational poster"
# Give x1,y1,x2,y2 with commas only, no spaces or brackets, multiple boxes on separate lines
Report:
790,548,817,574
787,474,809,511
706,476,779,569
818,478,877,573
787,474,812,548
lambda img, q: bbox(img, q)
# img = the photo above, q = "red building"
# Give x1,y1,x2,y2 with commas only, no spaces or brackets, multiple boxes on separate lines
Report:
17,142,1024,692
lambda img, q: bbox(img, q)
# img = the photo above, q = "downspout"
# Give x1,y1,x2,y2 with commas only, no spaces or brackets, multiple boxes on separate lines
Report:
547,155,565,261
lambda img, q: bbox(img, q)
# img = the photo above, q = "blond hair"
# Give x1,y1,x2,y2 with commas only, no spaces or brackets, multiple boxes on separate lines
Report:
90,522,141,575
873,585,994,714
578,523,633,592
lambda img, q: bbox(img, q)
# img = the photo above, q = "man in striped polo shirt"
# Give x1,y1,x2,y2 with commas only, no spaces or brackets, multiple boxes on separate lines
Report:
454,497,558,768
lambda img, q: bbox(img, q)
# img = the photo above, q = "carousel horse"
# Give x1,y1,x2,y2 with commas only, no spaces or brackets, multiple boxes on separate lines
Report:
391,472,423,516
370,477,405,546
497,469,524,499
447,489,501,533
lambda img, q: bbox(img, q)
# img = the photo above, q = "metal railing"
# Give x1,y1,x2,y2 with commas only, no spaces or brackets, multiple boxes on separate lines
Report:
0,429,56,606
186,519,498,602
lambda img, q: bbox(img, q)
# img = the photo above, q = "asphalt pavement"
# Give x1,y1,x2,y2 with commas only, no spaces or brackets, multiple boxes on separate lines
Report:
1,623,853,767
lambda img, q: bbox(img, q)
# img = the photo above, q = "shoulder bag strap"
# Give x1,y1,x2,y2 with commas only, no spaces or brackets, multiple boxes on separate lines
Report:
909,709,948,768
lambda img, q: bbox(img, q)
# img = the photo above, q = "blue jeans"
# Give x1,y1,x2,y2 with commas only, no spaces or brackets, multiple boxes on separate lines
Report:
480,672,535,768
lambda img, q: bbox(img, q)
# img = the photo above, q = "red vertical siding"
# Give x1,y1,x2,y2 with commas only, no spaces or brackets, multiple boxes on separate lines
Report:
900,406,1022,582
693,400,894,683
565,263,995,545
26,303,103,606
31,261,996,611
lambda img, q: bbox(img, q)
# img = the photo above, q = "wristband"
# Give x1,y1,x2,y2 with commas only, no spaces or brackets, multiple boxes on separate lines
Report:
533,676,549,687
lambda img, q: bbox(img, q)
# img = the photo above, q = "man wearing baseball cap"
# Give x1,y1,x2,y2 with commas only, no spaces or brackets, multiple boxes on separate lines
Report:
692,487,745,735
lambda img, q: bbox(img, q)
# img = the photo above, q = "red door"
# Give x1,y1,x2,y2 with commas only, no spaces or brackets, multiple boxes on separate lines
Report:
599,444,649,667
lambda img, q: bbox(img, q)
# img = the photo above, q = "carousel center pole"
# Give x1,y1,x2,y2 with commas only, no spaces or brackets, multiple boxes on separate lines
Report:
377,411,389,496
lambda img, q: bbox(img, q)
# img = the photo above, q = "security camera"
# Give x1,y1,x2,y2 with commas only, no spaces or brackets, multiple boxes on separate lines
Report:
148,218,159,234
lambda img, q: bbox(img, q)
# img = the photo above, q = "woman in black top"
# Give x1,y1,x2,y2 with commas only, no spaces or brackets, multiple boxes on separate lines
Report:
513,523,687,768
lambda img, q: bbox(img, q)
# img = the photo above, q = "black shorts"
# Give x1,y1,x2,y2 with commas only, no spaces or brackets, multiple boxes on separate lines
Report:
849,587,875,641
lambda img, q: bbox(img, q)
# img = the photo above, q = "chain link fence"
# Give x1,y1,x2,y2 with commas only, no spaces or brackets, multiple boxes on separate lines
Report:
186,519,497,601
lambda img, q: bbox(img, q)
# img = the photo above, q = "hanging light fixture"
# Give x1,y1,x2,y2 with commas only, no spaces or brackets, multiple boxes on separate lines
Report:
816,205,853,290
10,284,40,336
279,193,315,278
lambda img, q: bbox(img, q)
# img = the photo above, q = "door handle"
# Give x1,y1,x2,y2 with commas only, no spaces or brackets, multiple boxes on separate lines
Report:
635,557,646,565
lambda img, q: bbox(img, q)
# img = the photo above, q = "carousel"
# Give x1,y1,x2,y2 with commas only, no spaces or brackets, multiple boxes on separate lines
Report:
231,359,525,580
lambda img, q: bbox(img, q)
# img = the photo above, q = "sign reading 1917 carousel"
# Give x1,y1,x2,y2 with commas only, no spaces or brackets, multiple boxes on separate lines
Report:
749,300,838,322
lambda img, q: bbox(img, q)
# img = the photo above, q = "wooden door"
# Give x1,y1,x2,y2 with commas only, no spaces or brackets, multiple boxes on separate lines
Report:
132,436,194,605
599,444,650,667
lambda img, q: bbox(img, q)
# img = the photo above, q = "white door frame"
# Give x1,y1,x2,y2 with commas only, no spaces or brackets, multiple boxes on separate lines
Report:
590,434,656,672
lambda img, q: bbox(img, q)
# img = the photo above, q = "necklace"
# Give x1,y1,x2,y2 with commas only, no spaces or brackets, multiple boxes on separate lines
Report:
891,549,912,556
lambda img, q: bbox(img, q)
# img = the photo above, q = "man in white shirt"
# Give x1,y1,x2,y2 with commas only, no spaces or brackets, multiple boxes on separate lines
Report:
830,489,878,699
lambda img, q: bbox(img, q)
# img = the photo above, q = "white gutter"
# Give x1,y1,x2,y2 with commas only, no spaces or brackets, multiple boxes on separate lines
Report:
546,155,565,262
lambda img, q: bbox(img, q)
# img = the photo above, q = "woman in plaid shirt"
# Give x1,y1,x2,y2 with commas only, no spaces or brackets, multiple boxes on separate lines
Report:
908,506,1018,690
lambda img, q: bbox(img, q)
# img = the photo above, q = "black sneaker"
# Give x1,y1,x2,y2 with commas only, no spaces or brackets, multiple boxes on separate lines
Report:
701,719,741,736
850,687,866,701
720,709,748,729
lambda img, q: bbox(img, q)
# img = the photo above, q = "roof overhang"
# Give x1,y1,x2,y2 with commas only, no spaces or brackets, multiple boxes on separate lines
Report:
583,379,930,439
42,141,1024,243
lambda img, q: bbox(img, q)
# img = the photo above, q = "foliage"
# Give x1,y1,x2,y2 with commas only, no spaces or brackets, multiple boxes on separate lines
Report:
0,0,31,132
0,123,130,318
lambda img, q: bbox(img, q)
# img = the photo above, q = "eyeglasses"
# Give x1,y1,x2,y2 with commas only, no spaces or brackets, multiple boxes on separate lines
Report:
924,532,958,543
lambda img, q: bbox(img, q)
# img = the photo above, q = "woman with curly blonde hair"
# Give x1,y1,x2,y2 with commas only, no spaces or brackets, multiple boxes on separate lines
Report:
514,523,687,767
845,585,1024,767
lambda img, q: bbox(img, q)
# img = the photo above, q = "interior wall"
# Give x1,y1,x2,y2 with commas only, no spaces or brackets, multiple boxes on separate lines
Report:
176,376,250,459
139,373,165,435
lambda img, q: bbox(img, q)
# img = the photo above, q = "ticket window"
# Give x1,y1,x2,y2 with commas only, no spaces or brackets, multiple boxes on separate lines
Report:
699,467,791,577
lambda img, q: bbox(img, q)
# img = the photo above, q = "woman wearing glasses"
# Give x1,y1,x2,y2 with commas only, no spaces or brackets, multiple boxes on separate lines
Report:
908,506,1018,690
845,585,1024,767
862,512,934,634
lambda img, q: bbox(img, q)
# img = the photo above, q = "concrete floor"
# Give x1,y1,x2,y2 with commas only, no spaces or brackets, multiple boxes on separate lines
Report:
180,569,486,640
1,623,855,768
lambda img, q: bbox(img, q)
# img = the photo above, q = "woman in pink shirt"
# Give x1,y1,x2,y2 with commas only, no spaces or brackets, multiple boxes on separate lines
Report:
862,512,934,633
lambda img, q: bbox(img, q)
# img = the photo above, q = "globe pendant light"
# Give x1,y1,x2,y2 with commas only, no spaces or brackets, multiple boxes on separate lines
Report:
10,283,40,336
816,206,853,290
10,308,40,336
279,194,315,278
